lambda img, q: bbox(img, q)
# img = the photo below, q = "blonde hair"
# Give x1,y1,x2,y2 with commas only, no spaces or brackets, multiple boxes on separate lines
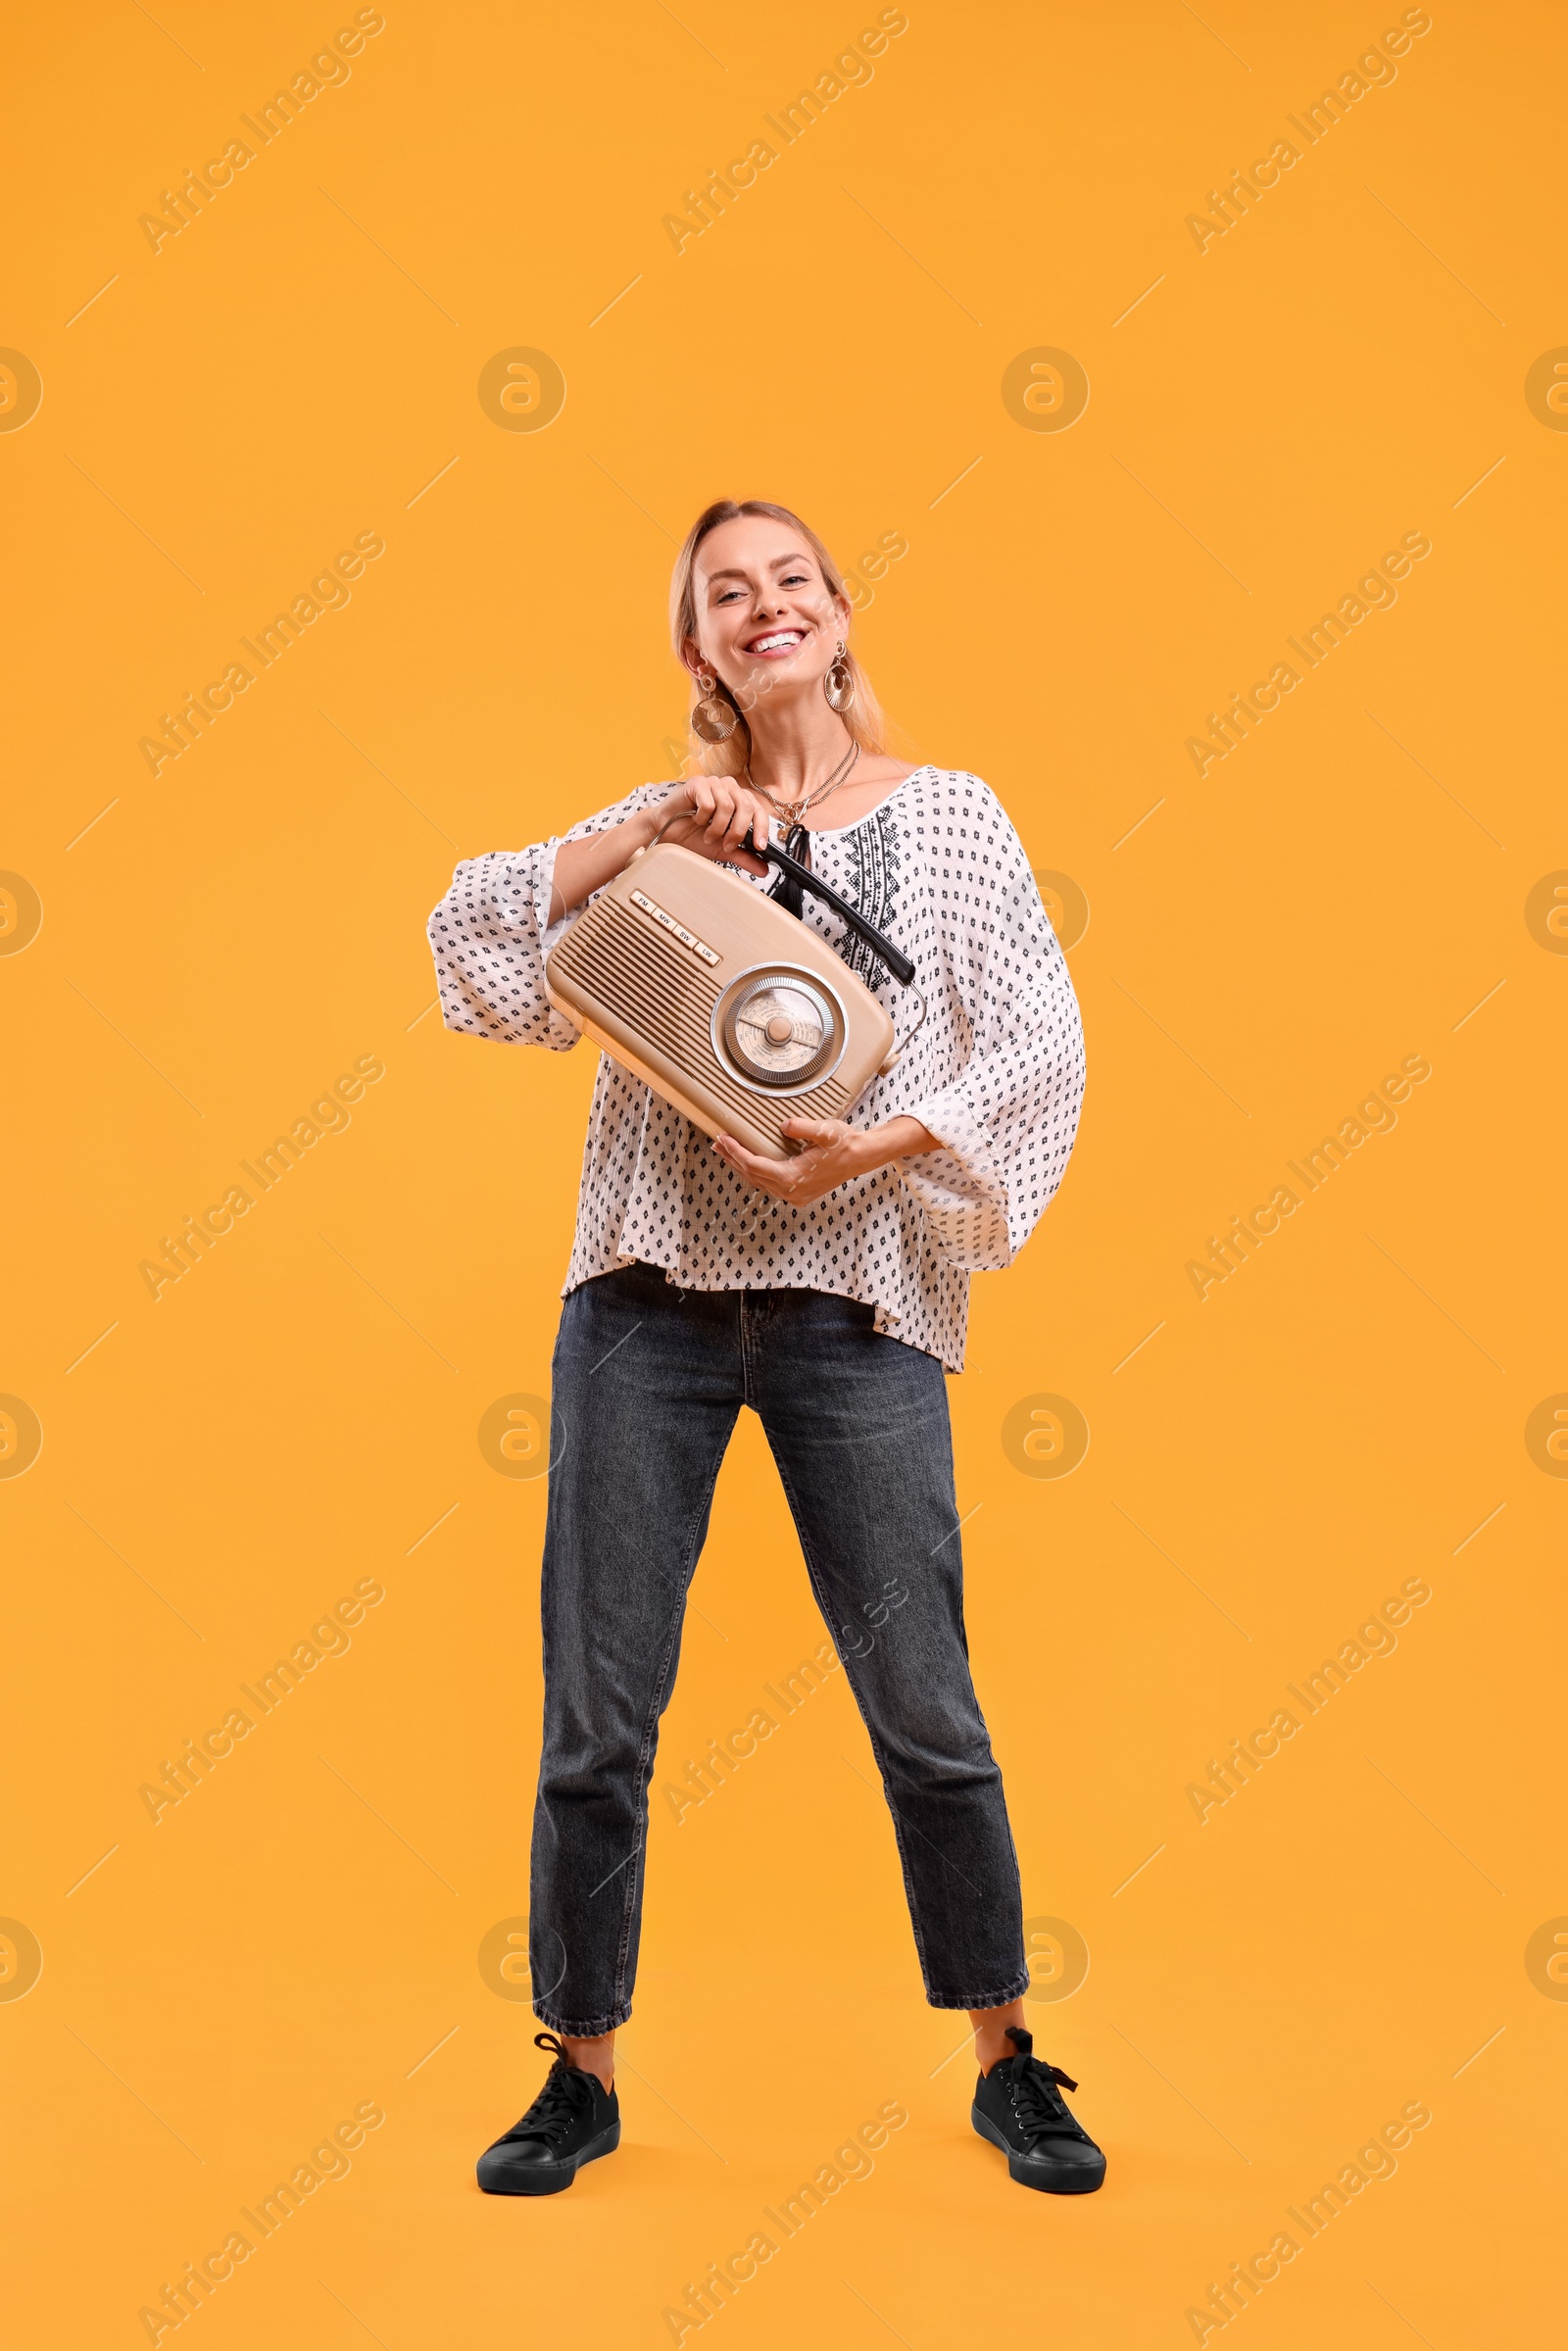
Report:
668,498,888,776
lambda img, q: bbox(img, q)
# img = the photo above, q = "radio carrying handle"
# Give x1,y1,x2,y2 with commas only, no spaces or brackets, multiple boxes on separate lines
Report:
642,804,916,987
749,830,916,988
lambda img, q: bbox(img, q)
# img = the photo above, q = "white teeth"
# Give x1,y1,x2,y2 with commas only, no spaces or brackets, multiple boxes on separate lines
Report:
752,632,802,653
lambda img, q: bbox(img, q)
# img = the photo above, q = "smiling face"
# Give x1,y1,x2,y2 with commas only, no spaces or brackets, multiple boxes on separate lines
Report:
683,513,851,709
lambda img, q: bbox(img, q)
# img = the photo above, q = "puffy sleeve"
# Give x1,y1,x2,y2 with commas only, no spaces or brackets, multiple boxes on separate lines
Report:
426,781,672,1050
899,789,1086,1270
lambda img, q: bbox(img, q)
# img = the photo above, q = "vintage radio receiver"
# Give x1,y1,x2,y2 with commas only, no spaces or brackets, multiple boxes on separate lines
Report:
544,831,919,1162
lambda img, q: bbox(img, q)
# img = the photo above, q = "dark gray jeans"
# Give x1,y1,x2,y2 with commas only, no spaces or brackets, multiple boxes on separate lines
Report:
528,1261,1028,2034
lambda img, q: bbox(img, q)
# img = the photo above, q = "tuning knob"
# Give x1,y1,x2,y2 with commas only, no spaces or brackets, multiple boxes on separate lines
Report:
716,970,843,1088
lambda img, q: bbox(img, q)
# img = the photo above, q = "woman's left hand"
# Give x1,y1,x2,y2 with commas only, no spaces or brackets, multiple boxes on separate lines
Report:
711,1115,935,1205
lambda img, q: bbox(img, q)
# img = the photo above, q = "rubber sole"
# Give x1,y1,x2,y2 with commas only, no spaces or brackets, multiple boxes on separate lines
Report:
971,2106,1106,2193
477,2120,620,2196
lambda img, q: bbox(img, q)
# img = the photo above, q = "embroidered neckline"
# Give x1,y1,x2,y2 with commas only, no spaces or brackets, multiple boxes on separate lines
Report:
795,764,930,839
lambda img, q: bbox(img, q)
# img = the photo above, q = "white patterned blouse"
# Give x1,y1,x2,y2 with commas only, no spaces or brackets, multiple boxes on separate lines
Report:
426,765,1086,1371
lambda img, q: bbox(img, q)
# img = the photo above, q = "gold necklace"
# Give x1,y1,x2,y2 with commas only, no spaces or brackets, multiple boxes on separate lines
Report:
746,740,859,827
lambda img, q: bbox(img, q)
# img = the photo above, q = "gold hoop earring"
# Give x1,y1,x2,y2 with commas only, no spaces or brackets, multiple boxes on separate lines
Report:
691,665,738,743
823,640,856,714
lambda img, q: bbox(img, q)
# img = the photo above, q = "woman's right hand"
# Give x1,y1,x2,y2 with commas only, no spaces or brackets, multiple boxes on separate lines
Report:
548,775,774,926
644,775,773,877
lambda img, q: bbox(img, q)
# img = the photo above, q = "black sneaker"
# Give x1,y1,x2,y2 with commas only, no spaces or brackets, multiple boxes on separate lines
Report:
476,2032,621,2196
971,2027,1106,2193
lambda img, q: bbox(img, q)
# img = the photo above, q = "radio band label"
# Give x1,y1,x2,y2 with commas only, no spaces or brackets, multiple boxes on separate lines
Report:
630,888,721,965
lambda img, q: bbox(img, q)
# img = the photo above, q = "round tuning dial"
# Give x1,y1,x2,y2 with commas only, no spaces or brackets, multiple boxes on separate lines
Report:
715,970,843,1089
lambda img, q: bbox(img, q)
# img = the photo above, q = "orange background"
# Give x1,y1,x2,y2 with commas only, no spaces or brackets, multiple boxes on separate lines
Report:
4,1,1564,2343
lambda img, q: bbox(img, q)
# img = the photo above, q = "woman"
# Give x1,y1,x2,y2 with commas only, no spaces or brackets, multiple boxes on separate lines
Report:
427,498,1099,2197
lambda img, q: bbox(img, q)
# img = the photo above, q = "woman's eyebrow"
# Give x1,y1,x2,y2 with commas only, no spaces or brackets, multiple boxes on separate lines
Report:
702,552,814,584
